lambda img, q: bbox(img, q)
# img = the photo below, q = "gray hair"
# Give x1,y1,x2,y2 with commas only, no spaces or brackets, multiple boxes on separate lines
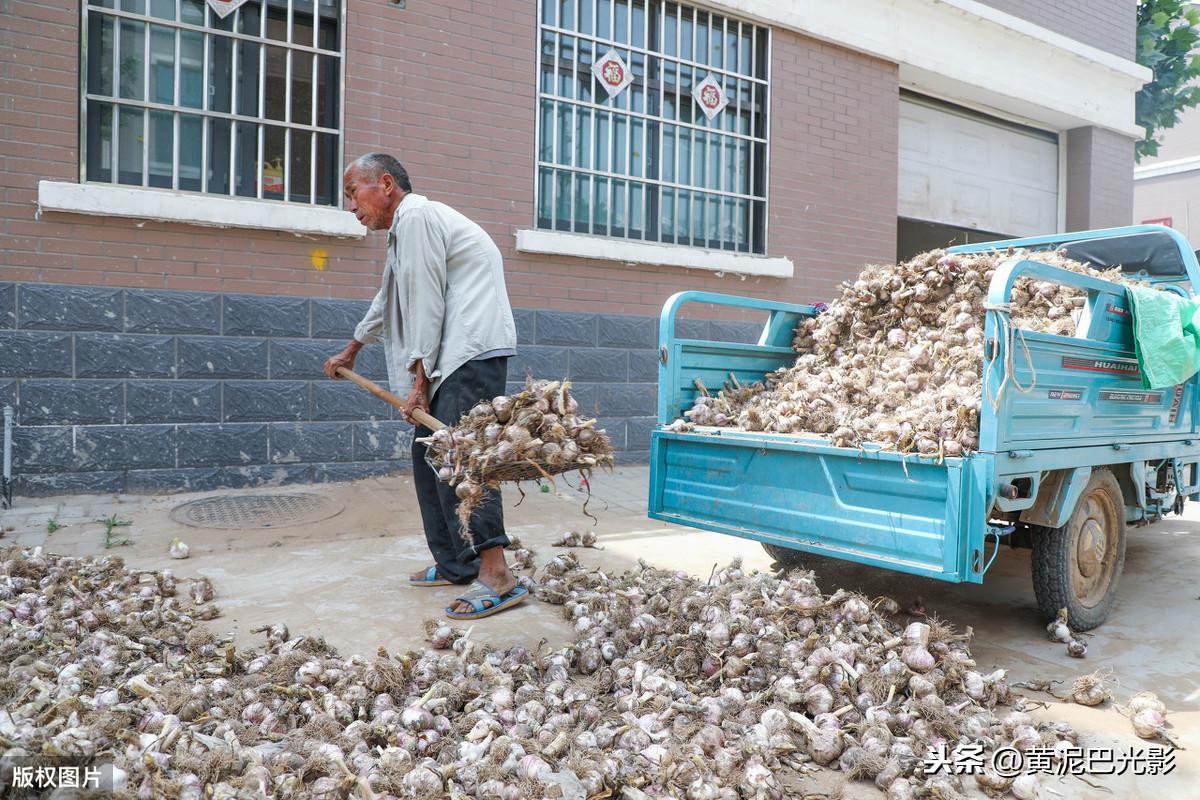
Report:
349,153,412,192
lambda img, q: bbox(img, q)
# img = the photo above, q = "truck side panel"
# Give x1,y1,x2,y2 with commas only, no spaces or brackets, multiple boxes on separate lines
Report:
987,333,1197,447
650,430,990,583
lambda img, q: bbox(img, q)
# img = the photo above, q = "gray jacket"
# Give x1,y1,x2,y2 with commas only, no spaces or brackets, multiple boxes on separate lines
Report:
354,193,516,398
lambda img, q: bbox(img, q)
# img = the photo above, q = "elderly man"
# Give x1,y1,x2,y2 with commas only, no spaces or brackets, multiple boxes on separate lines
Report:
323,153,524,620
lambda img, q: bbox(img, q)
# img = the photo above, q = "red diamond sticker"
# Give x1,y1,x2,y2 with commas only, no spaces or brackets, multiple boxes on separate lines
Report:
592,48,635,98
692,74,729,120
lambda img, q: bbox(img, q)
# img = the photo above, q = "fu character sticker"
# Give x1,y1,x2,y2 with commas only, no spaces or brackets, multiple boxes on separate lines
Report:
592,49,635,98
693,74,729,120
206,0,253,18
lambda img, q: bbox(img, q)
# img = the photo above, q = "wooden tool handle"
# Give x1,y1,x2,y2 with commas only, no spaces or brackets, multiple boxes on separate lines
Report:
336,367,446,430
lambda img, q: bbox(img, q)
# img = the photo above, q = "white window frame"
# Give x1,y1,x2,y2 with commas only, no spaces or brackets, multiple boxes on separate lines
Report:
531,0,772,258
56,0,361,237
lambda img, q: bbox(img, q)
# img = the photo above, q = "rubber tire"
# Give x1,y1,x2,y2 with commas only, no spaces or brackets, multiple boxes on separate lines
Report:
760,542,838,572
761,542,806,568
1031,468,1126,631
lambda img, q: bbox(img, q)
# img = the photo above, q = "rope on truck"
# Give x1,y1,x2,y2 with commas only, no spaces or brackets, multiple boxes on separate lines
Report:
984,302,1038,413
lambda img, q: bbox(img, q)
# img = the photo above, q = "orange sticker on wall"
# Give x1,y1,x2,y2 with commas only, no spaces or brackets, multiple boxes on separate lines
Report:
310,248,328,271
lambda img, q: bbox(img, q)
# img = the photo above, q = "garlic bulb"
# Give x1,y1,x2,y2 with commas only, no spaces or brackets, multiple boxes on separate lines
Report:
1070,670,1111,706
1010,773,1041,800
168,538,189,559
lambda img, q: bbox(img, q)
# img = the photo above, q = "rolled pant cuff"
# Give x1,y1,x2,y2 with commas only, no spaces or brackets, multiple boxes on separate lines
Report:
459,532,511,564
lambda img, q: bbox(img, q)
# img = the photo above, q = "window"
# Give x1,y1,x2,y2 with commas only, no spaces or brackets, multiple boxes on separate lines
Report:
81,0,343,206
537,0,769,253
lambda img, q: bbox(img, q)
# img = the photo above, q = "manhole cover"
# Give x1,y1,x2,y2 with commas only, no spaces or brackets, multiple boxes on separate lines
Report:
170,493,343,529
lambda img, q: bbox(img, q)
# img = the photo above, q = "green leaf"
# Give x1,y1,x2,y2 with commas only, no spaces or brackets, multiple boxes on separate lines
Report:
1137,0,1200,148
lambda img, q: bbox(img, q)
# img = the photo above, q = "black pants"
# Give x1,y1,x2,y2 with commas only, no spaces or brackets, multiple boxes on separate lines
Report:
411,356,510,583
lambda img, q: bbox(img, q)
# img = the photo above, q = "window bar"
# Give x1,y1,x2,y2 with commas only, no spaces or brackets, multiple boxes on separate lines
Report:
143,22,151,187
174,26,182,189
256,33,266,198
658,0,665,242
674,1,680,193
112,12,122,183
609,0,615,60
311,39,319,125
310,23,318,204
691,5,697,69
589,0,598,234
644,0,650,53
605,111,612,237
700,12,710,71
229,20,239,196
142,107,151,188
733,28,741,182
172,113,180,190
309,131,317,204
628,3,638,236
285,0,294,199
624,1,632,118
550,33,559,229
284,130,291,201
748,26,755,206
628,110,638,241
569,0,578,231
201,9,210,191
716,20,725,247
640,117,647,237
201,116,209,193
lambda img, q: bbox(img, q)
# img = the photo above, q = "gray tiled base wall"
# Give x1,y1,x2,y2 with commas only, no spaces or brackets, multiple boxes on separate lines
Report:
0,283,761,496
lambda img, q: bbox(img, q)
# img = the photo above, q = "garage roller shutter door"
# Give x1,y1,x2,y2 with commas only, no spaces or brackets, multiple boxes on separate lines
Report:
899,98,1059,237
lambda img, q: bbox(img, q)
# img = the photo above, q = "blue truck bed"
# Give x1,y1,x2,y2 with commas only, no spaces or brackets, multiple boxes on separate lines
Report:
648,226,1200,595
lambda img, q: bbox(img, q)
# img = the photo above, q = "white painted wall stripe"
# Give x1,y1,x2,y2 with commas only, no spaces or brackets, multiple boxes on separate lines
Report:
38,181,367,239
515,229,794,278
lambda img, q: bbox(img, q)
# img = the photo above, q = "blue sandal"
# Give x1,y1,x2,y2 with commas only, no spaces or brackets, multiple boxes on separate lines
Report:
409,565,454,587
445,581,528,620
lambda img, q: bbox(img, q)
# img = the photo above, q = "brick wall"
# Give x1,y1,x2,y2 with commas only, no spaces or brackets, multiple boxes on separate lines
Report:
1065,126,1137,231
977,0,1135,60
0,0,899,317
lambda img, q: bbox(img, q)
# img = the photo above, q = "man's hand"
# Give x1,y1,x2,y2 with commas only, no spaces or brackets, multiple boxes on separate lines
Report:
404,384,431,423
404,359,432,424
323,340,363,379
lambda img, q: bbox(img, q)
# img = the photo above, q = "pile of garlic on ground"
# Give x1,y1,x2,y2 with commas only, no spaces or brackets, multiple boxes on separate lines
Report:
0,545,1110,799
681,248,1136,455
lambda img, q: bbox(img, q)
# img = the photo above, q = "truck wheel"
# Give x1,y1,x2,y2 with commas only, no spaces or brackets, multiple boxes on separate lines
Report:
1031,468,1126,631
761,542,823,570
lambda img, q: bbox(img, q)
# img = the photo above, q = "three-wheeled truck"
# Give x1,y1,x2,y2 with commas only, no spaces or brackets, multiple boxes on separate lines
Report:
648,225,1200,630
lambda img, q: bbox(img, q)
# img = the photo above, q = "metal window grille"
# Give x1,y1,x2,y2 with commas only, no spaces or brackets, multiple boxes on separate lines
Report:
80,0,344,206
536,0,769,254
